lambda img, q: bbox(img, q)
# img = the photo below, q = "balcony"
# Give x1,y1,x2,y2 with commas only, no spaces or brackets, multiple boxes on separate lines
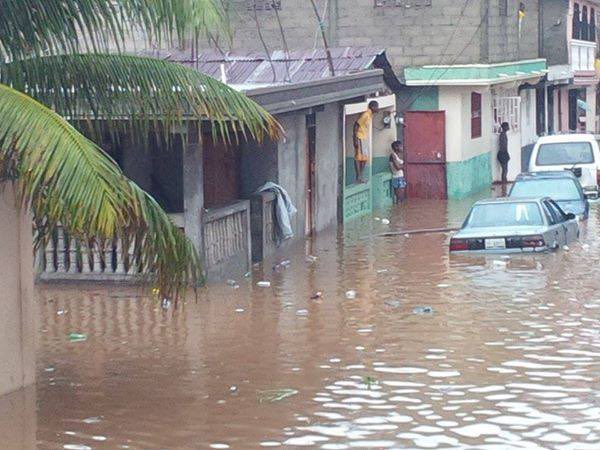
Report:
571,39,597,73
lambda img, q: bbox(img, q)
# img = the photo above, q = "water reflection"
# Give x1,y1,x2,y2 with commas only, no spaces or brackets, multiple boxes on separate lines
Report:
2,195,600,449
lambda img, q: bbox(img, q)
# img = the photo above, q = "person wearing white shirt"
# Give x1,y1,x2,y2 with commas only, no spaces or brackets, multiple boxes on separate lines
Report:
389,140,406,203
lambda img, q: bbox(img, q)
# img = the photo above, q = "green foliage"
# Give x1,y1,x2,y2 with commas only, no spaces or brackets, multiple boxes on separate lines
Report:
0,0,281,298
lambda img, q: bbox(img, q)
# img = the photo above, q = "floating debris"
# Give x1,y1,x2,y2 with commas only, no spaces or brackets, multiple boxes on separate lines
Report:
381,219,390,225
413,306,434,315
563,245,570,251
492,260,507,268
296,309,309,316
310,292,323,299
257,388,299,403
45,366,55,372
345,290,357,299
68,333,87,343
257,281,271,288
244,272,252,278
82,417,102,424
374,217,381,221
376,269,389,274
235,308,245,313
230,385,238,393
161,298,171,310
57,310,68,316
306,255,318,263
384,299,402,308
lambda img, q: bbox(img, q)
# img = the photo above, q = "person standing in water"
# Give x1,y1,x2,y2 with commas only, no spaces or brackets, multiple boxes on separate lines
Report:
497,122,510,187
389,140,406,203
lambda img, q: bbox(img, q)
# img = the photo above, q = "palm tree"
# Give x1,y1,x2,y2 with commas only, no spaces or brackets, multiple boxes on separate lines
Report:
0,1,280,299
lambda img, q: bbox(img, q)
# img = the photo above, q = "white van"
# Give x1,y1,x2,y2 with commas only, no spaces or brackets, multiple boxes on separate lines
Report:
528,134,600,199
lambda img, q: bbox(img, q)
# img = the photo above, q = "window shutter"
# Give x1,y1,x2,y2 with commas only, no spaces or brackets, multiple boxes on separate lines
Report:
471,92,482,139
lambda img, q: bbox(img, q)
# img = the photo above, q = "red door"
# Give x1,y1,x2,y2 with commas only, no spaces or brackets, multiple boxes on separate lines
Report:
404,111,447,199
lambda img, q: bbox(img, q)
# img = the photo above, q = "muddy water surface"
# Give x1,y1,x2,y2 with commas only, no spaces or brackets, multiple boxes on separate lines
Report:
3,194,600,449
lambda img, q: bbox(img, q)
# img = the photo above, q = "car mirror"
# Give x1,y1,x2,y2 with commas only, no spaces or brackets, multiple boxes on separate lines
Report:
565,213,576,220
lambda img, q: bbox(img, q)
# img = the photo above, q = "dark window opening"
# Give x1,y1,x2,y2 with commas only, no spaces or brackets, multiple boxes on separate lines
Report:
591,9,597,41
573,3,581,40
536,86,546,136
471,92,482,139
582,6,590,41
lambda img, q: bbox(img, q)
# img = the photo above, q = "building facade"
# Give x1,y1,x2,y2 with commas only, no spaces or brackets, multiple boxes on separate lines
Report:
203,0,545,197
540,0,600,136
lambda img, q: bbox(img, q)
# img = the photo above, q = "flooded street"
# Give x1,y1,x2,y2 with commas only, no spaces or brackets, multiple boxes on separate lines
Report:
4,192,600,449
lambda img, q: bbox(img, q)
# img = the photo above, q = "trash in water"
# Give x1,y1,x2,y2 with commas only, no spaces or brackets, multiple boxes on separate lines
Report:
235,308,245,313
280,260,291,268
57,309,68,316
381,219,390,225
404,234,410,238
230,385,238,393
45,366,55,372
363,376,378,389
306,255,318,263
437,283,451,288
563,245,570,251
68,333,87,342
384,299,402,308
374,217,381,221
296,309,309,316
226,279,238,287
582,244,590,251
413,306,434,315
492,260,507,268
311,291,323,299
161,298,171,309
376,269,389,274
82,417,102,424
244,272,252,278
345,290,357,299
257,281,271,288
257,388,299,403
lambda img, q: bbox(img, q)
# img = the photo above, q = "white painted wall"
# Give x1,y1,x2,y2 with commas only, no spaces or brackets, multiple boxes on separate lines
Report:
0,183,35,398
438,86,493,163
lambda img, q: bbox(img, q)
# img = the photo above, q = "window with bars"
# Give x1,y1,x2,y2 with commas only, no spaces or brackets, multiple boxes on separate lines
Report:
374,0,432,8
499,0,508,16
246,0,281,11
493,96,521,133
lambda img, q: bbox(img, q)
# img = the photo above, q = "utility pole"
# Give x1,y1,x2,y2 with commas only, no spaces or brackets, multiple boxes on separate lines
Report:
309,0,335,77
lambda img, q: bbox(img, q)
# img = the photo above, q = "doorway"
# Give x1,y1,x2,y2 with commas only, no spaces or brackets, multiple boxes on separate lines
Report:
404,111,447,199
305,113,316,236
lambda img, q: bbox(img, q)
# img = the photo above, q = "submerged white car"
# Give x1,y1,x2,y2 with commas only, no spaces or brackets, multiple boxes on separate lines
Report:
528,134,600,198
450,197,579,253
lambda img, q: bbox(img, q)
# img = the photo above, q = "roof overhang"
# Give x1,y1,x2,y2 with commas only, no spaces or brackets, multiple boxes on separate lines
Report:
243,70,386,114
404,59,548,87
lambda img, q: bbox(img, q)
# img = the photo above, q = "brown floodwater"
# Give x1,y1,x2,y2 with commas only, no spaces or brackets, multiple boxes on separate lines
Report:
3,191,600,449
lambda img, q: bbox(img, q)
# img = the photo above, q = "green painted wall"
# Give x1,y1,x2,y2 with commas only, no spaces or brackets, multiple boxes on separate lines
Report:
372,156,390,175
372,172,393,209
396,86,439,112
446,152,492,199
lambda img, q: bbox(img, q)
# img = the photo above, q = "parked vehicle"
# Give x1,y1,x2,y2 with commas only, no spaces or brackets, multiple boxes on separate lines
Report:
528,134,600,198
509,171,589,220
450,197,578,253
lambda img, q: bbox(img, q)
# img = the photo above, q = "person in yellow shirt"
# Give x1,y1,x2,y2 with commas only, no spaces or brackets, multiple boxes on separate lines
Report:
353,100,379,183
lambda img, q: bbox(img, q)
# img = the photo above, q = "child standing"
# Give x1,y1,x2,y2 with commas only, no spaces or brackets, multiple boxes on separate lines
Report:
389,141,406,203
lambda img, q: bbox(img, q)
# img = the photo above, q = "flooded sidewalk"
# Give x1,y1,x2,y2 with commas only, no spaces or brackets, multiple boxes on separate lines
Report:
3,195,600,449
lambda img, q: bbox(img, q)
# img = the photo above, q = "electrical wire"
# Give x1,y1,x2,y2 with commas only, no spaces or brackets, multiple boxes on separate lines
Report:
273,3,292,82
251,2,277,83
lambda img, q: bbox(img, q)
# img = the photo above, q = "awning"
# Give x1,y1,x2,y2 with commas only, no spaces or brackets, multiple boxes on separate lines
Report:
404,59,547,87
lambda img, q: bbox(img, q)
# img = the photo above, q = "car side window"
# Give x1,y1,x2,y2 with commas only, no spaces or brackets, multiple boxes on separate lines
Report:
549,200,568,222
542,202,558,225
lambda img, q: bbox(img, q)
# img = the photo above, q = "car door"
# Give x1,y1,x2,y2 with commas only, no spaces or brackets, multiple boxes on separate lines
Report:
549,199,579,243
542,200,565,248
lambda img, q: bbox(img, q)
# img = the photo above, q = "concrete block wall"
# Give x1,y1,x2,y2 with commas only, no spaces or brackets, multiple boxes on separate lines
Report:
192,0,540,70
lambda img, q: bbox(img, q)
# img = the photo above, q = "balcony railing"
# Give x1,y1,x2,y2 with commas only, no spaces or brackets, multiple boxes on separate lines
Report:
571,39,597,72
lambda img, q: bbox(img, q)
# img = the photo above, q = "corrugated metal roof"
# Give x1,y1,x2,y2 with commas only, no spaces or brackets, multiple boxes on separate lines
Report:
141,47,386,88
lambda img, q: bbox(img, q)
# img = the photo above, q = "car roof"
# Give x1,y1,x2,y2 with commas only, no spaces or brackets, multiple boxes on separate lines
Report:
536,133,596,144
474,197,549,206
515,171,578,181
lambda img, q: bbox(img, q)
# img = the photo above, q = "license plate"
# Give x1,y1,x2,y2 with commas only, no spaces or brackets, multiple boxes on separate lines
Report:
485,238,506,249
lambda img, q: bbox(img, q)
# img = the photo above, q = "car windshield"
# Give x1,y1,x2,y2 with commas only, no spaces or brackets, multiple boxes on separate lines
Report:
536,142,594,166
465,202,544,228
510,178,582,201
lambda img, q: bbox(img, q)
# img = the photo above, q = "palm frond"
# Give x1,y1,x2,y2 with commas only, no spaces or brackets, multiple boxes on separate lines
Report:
0,82,201,298
0,0,229,61
0,53,281,142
